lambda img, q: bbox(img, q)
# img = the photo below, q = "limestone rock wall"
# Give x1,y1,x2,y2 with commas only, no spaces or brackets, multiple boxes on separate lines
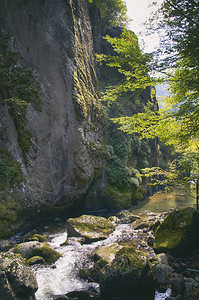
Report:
0,0,106,224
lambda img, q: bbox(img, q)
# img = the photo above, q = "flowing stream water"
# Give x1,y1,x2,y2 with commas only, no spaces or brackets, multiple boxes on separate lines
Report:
33,191,195,300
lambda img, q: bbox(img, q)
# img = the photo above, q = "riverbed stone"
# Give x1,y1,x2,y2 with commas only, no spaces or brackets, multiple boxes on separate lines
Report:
10,241,62,264
151,254,174,289
80,243,124,282
92,243,123,264
0,251,38,299
153,207,199,257
116,210,139,224
99,246,155,299
27,255,46,265
0,239,14,251
66,214,115,243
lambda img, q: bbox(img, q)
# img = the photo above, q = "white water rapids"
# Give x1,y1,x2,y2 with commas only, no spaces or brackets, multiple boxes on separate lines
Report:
33,223,142,300
33,187,194,300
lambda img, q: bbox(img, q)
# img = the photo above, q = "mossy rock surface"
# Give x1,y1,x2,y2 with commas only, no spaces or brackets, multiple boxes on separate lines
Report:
29,234,48,242
66,214,115,243
0,251,38,298
92,243,123,264
153,207,199,257
115,210,139,224
31,244,62,264
99,246,155,299
10,241,62,264
27,256,45,265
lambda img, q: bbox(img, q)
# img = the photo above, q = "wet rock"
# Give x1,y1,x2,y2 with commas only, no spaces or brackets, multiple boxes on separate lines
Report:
99,246,155,299
22,230,37,242
27,255,46,265
107,215,120,224
153,207,199,257
10,241,62,264
10,241,40,258
29,233,48,242
151,253,174,289
79,258,107,282
115,210,139,224
91,243,123,264
80,243,124,282
66,215,115,243
0,239,14,251
53,290,99,300
171,273,185,297
131,219,150,230
147,236,154,246
0,251,38,299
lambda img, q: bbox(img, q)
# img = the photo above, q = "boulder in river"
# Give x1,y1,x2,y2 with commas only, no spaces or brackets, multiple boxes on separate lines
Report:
151,253,174,290
79,243,124,282
153,207,199,257
0,251,38,299
10,241,62,264
92,243,123,264
99,246,155,299
66,214,115,243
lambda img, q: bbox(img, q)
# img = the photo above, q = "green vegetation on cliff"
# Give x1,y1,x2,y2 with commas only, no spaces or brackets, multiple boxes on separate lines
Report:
88,0,128,27
0,32,41,163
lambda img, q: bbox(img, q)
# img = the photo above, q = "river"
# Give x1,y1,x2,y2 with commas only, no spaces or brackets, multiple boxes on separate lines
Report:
33,190,196,300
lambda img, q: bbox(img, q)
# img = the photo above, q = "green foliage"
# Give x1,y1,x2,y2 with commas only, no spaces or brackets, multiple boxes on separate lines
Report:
106,155,131,186
0,32,41,163
0,148,24,190
0,35,40,108
99,2,199,194
97,29,155,105
8,105,37,163
88,0,128,27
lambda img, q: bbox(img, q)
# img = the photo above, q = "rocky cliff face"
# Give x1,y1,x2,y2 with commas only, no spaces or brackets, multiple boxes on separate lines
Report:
0,0,160,237
0,0,107,236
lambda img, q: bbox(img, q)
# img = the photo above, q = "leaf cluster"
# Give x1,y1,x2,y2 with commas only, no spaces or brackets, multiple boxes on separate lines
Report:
97,29,155,105
88,0,129,27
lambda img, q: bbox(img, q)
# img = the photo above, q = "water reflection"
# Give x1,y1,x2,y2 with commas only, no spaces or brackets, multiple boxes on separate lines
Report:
132,190,196,213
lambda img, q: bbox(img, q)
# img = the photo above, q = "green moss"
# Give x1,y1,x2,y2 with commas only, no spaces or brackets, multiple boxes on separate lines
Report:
99,246,155,298
104,184,132,210
29,234,48,242
67,214,115,242
0,148,24,190
27,256,45,265
92,243,123,264
154,207,199,257
32,244,62,264
0,33,41,164
0,198,21,238
69,0,105,122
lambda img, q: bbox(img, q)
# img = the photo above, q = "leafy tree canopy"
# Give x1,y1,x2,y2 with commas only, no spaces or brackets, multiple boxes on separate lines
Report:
88,0,129,27
99,0,199,192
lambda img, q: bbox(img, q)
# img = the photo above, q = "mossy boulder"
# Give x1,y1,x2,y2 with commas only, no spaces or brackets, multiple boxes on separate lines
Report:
99,246,155,299
10,241,62,264
66,214,115,243
27,256,46,265
32,243,62,264
29,233,48,242
115,210,139,224
92,243,123,264
80,243,124,282
153,207,199,257
0,252,38,299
